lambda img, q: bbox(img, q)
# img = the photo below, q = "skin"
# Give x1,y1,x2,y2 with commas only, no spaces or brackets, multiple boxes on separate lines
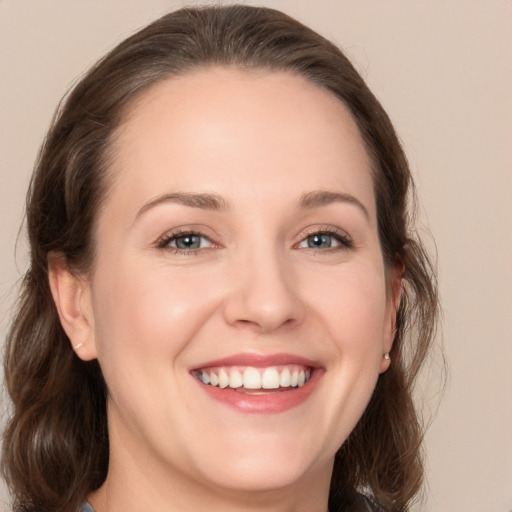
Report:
50,67,399,512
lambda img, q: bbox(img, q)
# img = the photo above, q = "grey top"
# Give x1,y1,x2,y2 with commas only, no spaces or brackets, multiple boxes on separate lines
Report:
79,496,372,511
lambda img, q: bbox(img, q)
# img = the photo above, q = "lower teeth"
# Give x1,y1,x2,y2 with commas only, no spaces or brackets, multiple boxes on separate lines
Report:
234,387,291,394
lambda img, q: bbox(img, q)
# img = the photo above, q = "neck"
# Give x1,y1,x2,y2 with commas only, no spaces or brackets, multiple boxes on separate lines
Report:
90,404,334,512
88,445,332,512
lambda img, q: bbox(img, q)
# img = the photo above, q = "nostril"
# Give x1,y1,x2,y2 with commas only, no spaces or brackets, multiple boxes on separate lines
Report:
231,315,299,334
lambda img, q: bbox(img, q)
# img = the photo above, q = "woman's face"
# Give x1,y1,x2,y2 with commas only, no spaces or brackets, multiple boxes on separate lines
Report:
75,68,397,500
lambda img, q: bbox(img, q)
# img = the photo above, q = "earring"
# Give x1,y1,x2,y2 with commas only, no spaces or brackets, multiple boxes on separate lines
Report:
384,353,390,361
73,342,85,351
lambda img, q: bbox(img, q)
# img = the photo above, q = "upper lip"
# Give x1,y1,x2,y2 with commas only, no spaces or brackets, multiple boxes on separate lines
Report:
190,352,321,371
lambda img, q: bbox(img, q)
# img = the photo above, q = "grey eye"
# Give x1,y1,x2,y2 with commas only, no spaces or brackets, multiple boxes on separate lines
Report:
297,230,351,251
306,234,334,248
174,234,203,249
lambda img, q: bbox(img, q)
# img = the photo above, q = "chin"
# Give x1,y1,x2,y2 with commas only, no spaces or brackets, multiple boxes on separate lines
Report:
186,434,332,494
199,460,317,494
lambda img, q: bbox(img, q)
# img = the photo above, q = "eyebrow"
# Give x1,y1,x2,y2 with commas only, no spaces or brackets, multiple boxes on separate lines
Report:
135,189,369,221
135,192,229,219
299,190,370,220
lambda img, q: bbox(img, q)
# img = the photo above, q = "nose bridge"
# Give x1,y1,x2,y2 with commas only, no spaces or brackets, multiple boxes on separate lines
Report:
223,239,303,332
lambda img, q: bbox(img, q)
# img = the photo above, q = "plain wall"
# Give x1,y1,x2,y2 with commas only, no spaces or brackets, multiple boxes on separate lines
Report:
1,1,511,511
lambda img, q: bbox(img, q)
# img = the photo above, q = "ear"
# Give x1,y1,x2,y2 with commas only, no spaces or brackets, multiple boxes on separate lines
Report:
380,260,403,373
48,252,98,361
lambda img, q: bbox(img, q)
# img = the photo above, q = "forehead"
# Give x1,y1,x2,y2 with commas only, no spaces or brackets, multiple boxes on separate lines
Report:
107,67,375,217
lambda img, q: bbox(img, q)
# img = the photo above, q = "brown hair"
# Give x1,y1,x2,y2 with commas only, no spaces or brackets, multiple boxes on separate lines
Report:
2,5,438,512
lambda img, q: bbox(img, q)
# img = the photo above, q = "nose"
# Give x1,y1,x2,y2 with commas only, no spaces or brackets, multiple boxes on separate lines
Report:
222,247,305,334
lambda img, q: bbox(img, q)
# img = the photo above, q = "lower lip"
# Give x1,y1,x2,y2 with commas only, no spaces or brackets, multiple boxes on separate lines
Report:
193,370,323,414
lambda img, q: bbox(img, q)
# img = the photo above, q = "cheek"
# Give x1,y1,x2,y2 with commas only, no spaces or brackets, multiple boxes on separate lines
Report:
302,262,388,345
90,259,223,368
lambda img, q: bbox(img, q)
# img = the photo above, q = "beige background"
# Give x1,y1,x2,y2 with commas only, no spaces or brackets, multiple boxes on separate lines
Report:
1,1,511,511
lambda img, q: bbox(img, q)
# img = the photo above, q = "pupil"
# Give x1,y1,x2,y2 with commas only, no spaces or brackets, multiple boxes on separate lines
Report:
308,234,331,248
176,235,200,249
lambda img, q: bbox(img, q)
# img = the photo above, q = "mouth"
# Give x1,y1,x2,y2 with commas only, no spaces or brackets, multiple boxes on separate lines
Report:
192,364,312,394
190,354,322,413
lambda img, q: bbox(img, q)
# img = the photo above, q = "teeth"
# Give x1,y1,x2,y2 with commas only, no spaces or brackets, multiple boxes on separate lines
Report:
218,368,229,388
243,367,261,389
197,365,312,391
261,368,280,389
279,367,291,387
210,372,219,387
229,369,243,388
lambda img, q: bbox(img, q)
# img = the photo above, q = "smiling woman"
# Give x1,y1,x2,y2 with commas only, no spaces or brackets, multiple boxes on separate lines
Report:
1,5,438,512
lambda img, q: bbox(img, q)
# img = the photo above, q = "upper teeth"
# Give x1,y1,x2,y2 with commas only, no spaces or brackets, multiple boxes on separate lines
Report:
196,365,311,390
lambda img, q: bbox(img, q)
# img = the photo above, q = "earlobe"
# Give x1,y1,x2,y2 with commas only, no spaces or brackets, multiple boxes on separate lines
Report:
380,352,391,373
48,253,97,361
380,261,404,374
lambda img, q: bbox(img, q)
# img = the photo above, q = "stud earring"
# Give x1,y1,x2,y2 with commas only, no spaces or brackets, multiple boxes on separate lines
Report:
384,353,390,361
73,342,85,351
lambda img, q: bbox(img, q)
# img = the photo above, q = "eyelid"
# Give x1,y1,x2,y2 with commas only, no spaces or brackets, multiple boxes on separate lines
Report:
154,224,353,255
295,225,353,250
156,227,219,254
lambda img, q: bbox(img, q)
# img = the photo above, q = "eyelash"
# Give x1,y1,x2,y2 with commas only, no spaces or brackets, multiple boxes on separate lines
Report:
157,229,214,255
156,226,353,255
297,227,353,252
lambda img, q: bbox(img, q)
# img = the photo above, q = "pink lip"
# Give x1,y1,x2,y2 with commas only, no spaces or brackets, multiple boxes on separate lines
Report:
190,352,320,371
190,352,324,414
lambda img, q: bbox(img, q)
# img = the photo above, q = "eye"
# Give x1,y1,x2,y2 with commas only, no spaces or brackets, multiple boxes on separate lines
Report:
297,229,352,251
158,231,214,253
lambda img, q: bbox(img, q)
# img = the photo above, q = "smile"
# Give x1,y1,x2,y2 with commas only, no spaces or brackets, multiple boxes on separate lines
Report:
194,365,312,393
191,354,322,413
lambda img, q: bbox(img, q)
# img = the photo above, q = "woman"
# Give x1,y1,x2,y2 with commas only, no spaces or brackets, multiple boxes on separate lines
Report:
1,5,438,512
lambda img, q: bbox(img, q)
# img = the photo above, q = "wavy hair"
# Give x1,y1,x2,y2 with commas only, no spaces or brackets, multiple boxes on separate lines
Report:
2,5,439,512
